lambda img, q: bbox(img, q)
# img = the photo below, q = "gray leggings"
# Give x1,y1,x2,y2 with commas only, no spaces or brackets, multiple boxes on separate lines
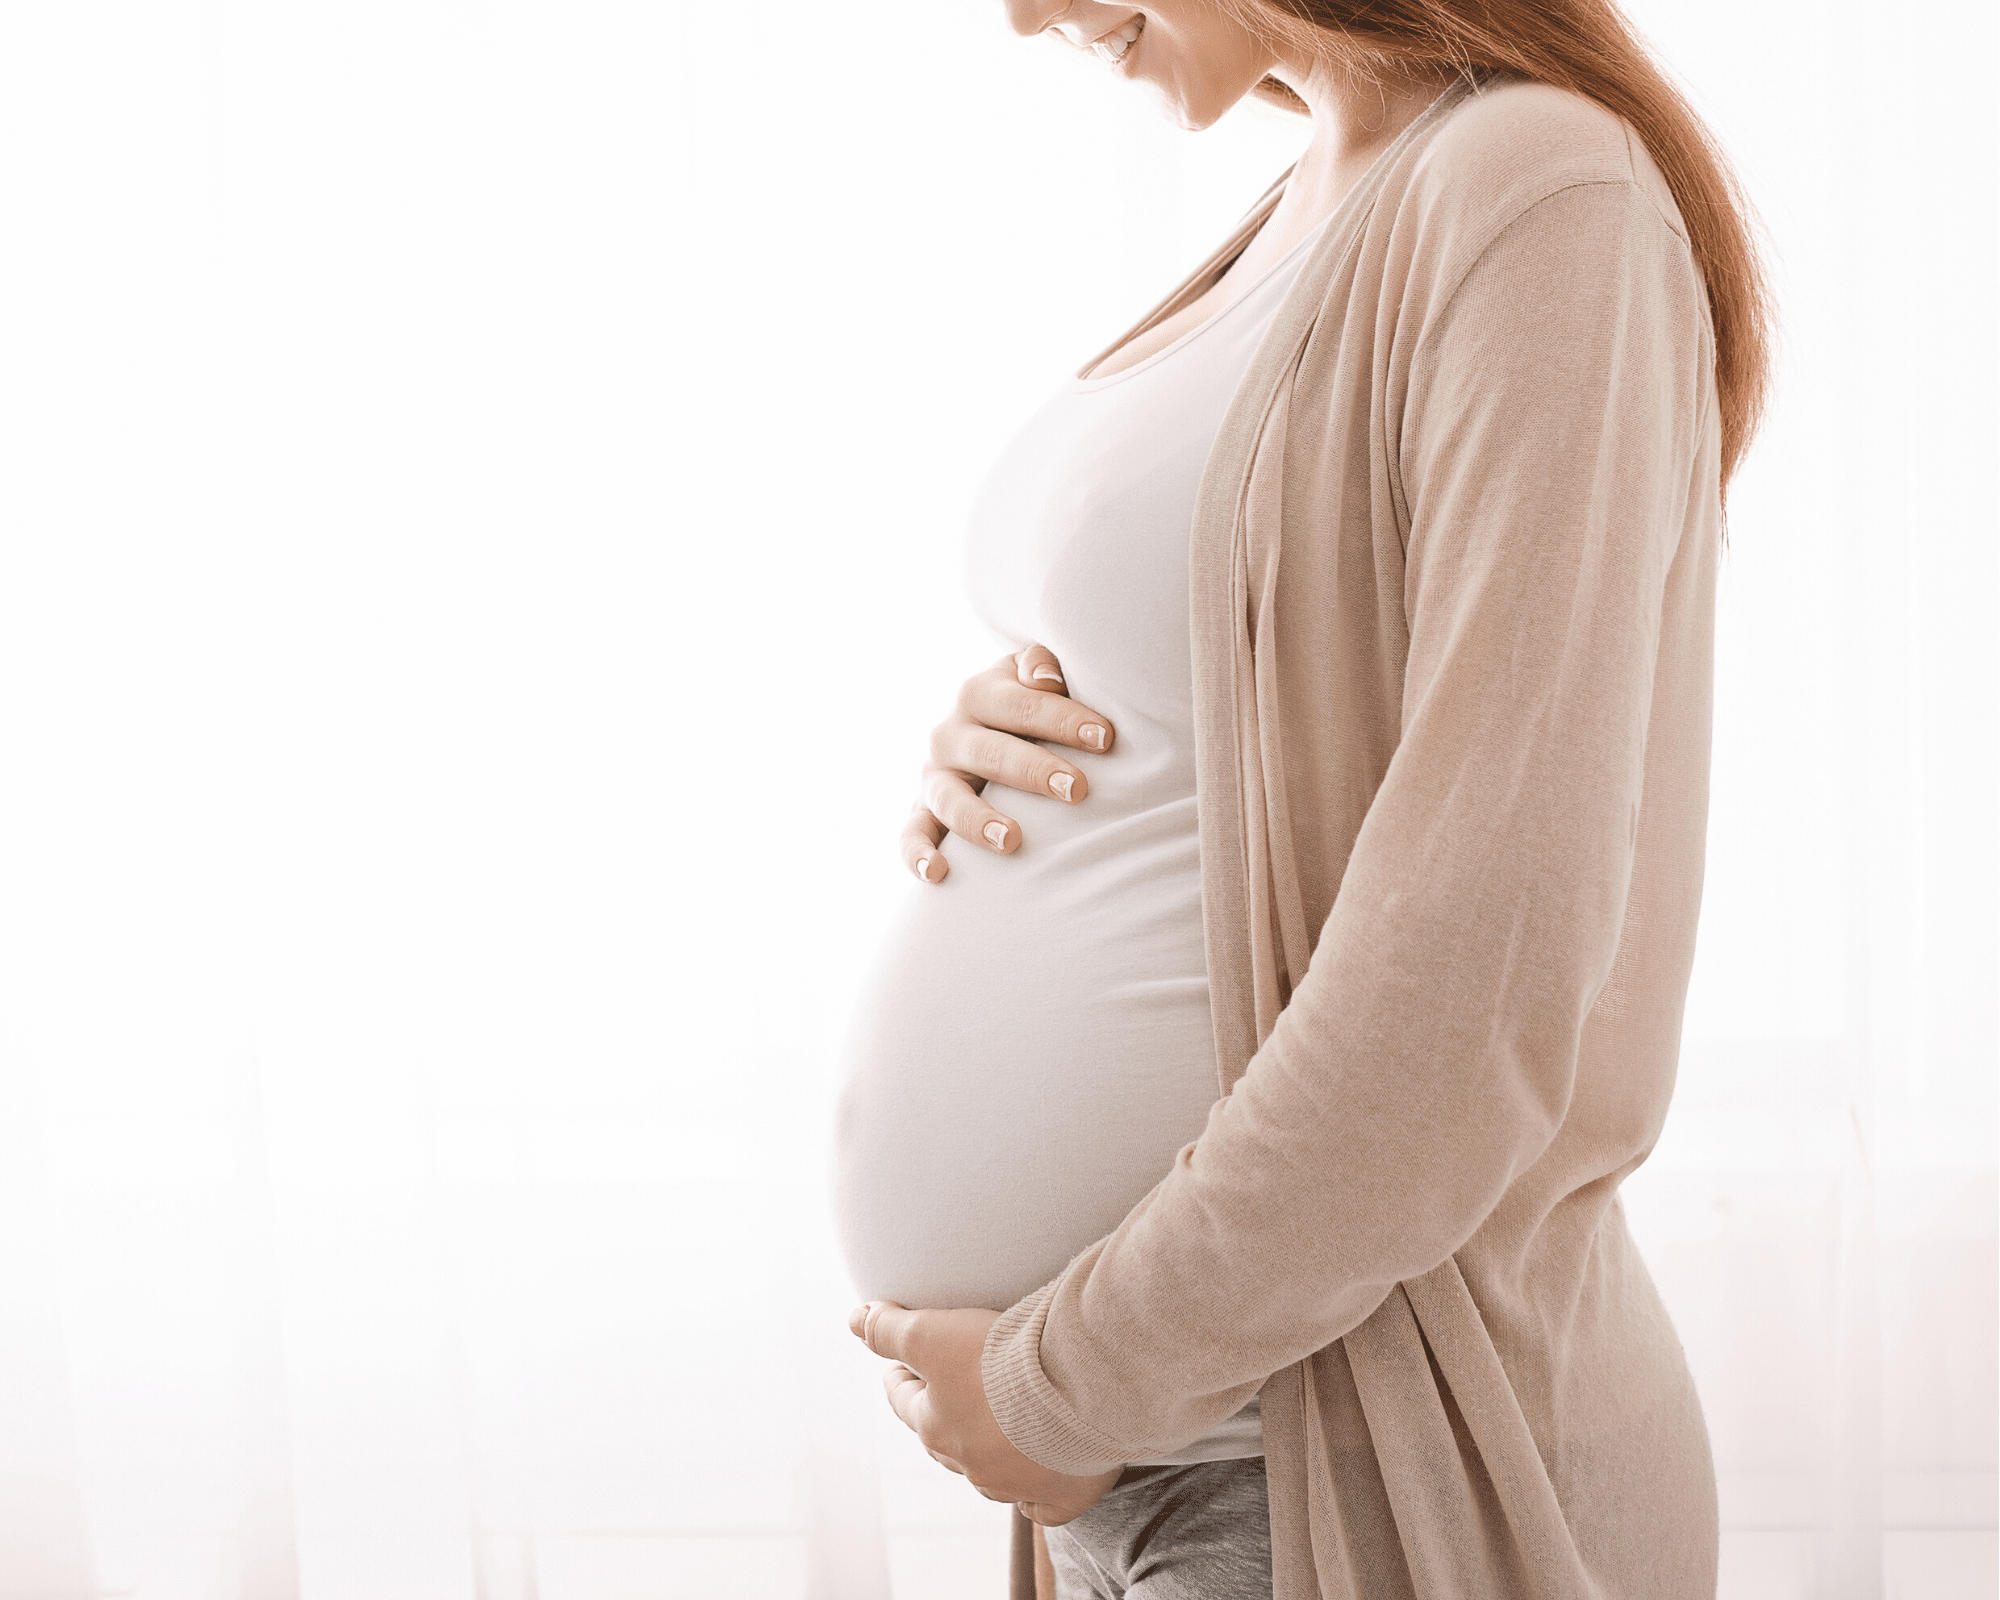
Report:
1045,1458,1273,1600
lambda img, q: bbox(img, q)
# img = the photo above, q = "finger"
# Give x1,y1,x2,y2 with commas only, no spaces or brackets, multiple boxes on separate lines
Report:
850,1301,926,1366
881,1362,928,1435
1018,1497,1093,1528
922,767,1020,854
1014,643,1069,692
900,804,949,884
1016,1465,1124,1526
962,672,1115,757
931,720,1089,807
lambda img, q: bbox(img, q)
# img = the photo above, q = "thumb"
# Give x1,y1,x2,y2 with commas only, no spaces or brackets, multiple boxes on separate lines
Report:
1014,643,1069,694
849,1300,925,1368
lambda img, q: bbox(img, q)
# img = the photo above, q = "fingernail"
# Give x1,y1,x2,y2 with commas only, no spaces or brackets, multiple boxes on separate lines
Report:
1080,724,1106,750
848,1307,866,1338
1032,664,1065,684
915,855,933,882
983,820,1009,850
1049,773,1074,801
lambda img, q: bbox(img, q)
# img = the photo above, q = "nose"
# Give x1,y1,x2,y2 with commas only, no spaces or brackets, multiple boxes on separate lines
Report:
1001,0,1071,38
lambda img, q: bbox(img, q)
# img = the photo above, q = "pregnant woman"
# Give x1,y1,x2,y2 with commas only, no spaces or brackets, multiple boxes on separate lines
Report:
835,1,1770,1596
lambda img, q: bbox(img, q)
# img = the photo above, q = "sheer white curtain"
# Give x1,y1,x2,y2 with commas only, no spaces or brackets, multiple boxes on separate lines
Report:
0,3,1990,1599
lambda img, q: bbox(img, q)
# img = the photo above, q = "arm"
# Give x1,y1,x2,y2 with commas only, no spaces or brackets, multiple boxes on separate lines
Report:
982,177,1715,1471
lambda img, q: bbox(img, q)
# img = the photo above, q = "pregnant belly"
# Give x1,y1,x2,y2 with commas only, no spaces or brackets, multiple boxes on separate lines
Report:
832,804,1219,1312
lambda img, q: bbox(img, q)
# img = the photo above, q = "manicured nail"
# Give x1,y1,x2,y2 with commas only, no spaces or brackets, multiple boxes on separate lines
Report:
1032,664,1065,684
1049,772,1074,801
915,855,933,882
983,821,1009,850
1080,724,1106,750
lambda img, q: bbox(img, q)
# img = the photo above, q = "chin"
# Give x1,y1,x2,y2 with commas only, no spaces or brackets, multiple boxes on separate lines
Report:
1140,54,1257,131
1144,74,1239,132
1168,99,1225,131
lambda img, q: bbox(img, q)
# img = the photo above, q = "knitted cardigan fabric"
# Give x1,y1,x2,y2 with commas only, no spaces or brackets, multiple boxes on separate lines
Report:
983,73,1723,1600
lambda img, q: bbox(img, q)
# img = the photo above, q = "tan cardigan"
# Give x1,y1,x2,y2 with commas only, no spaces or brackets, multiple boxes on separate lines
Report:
984,74,1723,1599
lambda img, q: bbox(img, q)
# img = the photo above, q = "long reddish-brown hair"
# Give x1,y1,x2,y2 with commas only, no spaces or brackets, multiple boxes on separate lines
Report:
1225,0,1772,488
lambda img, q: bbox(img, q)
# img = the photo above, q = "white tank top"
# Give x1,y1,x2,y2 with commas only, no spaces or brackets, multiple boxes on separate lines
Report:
833,216,1324,1465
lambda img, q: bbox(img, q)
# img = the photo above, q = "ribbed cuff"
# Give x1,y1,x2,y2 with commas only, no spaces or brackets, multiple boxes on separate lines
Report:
979,1275,1134,1476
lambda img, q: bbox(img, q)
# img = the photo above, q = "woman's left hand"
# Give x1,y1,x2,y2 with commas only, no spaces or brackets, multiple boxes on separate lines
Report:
849,1301,1123,1526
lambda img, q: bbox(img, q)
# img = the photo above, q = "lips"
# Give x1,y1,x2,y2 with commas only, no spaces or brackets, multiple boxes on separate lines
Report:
1091,14,1144,63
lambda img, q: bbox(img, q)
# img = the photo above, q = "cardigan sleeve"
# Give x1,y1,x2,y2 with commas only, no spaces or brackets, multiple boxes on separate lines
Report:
981,176,1714,1473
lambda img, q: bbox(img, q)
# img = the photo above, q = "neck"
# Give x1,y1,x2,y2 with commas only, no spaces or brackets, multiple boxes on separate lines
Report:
1268,53,1457,220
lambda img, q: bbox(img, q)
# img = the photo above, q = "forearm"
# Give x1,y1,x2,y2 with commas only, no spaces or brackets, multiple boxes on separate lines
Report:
983,755,1646,1470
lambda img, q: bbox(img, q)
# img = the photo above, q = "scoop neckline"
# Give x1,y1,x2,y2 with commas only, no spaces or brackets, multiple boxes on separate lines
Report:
1069,209,1332,390
1067,75,1478,392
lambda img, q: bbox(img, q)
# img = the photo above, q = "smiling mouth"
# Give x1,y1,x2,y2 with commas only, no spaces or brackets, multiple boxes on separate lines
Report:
1091,14,1145,63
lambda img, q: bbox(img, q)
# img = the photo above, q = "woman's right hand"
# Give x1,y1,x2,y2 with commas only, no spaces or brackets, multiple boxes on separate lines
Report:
901,643,1116,884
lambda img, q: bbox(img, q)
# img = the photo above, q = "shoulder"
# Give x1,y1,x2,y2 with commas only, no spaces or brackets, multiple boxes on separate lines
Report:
1397,75,1688,253
1358,74,1703,354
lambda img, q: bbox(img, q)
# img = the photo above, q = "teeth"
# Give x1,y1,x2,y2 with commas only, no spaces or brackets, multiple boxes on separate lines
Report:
1093,15,1143,63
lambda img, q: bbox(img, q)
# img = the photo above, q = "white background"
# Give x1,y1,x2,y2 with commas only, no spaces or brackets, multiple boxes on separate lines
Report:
0,2,1991,1598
